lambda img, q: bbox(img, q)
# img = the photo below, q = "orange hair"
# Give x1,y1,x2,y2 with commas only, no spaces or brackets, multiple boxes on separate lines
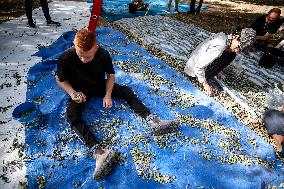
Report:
74,29,96,51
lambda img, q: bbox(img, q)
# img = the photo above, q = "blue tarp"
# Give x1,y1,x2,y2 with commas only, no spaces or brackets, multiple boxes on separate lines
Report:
90,0,208,22
21,27,284,188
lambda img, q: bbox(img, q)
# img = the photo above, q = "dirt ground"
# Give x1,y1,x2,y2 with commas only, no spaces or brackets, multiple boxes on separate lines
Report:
170,0,284,33
0,0,80,23
1,0,283,32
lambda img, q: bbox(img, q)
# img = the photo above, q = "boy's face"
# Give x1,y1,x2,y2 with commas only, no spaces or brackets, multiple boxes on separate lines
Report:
74,43,99,64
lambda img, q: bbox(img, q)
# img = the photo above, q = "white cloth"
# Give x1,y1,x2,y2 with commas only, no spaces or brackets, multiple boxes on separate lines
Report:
278,40,284,50
184,32,228,83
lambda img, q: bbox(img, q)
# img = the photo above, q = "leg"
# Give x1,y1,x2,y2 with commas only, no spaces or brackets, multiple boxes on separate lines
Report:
174,0,179,12
67,94,117,181
39,0,51,21
167,0,172,12
175,0,179,10
196,0,203,14
112,84,151,119
112,84,180,135
66,99,98,148
25,0,33,22
189,0,196,14
205,51,236,79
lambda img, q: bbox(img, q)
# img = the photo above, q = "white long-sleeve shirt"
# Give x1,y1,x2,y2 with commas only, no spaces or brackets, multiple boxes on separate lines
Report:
184,32,228,83
278,40,284,50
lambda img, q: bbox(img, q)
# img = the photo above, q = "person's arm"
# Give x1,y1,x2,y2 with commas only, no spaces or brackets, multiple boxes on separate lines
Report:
275,40,284,49
103,74,115,108
275,43,282,49
55,75,75,96
257,19,282,41
256,32,273,41
194,43,225,96
187,35,226,96
55,75,86,103
194,40,226,84
102,49,115,108
55,49,86,103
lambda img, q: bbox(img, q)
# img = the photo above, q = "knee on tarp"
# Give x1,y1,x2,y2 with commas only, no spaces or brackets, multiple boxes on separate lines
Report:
12,101,44,128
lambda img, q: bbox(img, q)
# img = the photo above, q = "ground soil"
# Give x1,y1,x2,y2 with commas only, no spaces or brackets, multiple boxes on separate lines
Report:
0,0,81,23
170,0,284,33
1,0,283,32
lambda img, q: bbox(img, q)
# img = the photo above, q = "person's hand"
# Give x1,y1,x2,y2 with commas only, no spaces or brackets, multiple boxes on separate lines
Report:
71,92,86,103
103,96,113,108
216,72,225,81
203,81,213,96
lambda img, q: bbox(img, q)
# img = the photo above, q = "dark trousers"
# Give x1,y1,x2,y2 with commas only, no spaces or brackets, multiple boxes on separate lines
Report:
253,40,269,51
259,47,284,68
205,50,236,79
263,109,284,136
67,83,151,148
189,0,203,14
25,0,51,22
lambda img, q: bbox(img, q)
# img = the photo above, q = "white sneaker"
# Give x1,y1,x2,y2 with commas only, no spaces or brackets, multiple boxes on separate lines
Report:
93,148,117,181
149,117,180,135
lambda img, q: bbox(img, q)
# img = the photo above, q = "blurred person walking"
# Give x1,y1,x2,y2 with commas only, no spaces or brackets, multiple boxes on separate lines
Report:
25,0,61,28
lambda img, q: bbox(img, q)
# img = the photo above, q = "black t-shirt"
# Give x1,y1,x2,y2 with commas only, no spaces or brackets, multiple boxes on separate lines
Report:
250,15,282,36
56,46,115,91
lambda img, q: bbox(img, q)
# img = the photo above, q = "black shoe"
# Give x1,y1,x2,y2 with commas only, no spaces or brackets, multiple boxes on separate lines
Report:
27,20,36,28
46,20,61,27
